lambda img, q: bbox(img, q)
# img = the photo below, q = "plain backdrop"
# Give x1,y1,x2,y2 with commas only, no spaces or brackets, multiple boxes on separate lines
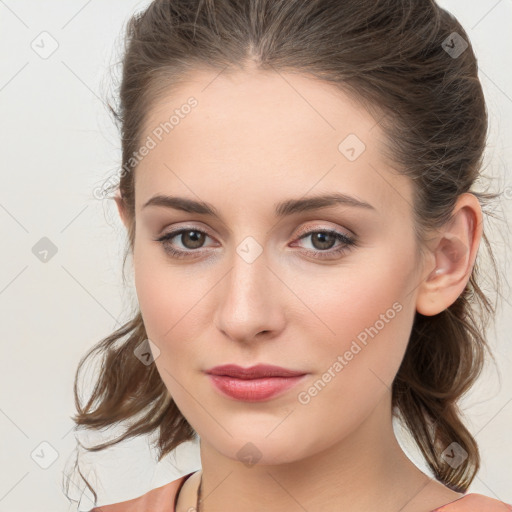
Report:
0,1,511,511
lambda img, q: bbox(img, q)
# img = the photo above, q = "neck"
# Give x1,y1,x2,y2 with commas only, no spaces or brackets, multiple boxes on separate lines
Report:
193,394,436,512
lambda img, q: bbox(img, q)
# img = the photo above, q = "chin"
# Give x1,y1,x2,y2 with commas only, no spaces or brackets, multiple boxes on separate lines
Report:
201,426,313,467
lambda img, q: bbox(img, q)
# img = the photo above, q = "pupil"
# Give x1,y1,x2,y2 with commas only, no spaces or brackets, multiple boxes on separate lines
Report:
184,231,204,248
313,232,335,250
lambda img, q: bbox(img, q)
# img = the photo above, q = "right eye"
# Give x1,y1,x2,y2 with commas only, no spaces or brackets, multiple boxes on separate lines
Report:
155,227,216,259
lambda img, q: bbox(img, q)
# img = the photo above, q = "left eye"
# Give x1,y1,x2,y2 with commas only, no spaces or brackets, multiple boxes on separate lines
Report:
155,227,356,260
295,229,353,251
292,229,357,259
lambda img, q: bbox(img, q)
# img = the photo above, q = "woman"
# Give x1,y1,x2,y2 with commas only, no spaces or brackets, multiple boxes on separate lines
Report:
66,0,511,511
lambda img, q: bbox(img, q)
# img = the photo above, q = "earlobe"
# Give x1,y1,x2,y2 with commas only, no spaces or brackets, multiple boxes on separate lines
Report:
114,191,128,229
416,193,483,316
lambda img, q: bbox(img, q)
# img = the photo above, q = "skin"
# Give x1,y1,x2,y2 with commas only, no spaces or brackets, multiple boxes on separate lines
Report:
115,67,483,512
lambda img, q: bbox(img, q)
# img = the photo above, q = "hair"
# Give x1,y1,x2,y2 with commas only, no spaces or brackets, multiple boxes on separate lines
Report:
64,0,504,507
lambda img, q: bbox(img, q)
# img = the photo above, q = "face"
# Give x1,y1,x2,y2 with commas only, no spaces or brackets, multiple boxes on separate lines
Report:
129,68,427,465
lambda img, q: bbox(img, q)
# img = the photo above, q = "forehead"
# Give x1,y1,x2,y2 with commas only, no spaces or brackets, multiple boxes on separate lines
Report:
134,68,413,218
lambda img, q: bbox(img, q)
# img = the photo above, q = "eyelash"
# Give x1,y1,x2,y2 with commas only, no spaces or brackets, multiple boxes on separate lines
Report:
155,226,357,261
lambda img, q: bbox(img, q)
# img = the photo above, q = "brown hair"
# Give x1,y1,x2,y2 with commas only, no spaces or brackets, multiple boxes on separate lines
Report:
64,0,502,506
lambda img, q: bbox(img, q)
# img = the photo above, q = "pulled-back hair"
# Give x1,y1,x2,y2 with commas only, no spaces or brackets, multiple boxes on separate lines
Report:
64,0,502,506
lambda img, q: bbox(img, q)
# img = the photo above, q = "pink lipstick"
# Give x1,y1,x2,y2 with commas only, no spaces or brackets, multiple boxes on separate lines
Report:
205,364,307,402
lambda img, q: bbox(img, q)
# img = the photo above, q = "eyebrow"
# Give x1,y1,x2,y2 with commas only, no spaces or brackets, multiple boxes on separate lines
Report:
142,192,376,218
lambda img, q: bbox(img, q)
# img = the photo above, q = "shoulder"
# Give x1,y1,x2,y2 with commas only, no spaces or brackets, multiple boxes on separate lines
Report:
432,493,512,512
89,472,195,512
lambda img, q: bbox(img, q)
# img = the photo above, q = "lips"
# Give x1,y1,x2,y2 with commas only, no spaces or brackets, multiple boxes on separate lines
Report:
205,363,306,379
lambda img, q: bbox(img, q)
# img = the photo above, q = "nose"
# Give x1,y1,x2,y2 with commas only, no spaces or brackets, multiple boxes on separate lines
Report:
213,246,286,344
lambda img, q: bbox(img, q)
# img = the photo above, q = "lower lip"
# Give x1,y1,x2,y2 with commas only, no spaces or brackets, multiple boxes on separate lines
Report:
207,374,307,402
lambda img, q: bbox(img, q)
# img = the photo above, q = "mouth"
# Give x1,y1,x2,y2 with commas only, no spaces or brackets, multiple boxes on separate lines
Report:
205,363,307,379
204,364,308,402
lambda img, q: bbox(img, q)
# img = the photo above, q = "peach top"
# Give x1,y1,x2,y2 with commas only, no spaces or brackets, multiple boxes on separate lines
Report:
90,472,512,512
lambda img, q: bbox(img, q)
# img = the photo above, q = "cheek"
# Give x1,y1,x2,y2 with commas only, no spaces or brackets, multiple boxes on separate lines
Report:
132,252,201,398
132,241,197,337
132,244,212,382
290,255,416,442
133,255,171,338
301,245,418,380
306,258,410,330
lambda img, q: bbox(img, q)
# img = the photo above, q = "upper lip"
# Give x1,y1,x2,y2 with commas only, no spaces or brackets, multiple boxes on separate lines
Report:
205,364,306,379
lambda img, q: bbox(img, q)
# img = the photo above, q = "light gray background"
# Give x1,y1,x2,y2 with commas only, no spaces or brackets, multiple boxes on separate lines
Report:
0,1,511,511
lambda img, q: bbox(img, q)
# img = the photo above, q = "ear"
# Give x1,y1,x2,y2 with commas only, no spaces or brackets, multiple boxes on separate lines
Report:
114,191,129,229
416,193,483,316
